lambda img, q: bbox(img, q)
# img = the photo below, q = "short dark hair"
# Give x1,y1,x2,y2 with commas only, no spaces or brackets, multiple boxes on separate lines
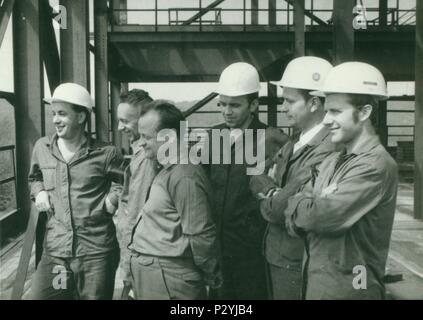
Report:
144,100,186,137
71,104,90,125
347,94,379,126
246,92,259,105
120,89,153,115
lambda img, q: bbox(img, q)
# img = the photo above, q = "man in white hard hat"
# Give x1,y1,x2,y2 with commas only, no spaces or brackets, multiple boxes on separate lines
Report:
249,56,335,299
115,89,156,298
208,62,288,299
28,83,124,299
284,62,398,299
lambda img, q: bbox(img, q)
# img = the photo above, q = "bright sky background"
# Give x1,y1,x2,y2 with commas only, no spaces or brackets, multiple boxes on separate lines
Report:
0,0,417,102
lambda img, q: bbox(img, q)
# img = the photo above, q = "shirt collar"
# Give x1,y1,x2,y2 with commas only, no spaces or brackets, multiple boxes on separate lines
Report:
297,123,325,146
350,134,381,155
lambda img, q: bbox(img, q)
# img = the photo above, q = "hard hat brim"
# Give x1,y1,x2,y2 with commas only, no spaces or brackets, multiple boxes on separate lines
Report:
309,90,326,98
270,81,282,86
311,90,390,101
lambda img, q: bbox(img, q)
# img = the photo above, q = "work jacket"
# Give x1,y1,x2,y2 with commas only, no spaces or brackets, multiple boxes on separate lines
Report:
251,126,335,271
28,134,124,258
208,116,288,258
285,136,398,299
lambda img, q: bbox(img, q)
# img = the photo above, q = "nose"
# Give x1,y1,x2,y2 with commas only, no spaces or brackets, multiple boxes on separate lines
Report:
222,105,233,116
281,101,289,113
139,137,147,147
53,114,60,124
322,112,333,127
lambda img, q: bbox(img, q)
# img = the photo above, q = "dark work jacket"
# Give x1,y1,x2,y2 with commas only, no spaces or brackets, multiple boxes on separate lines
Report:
259,127,335,270
208,117,288,258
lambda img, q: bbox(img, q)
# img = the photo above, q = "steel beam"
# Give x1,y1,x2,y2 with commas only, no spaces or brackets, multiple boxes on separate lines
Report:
40,0,60,93
13,0,43,228
59,0,89,87
415,0,423,220
251,0,258,25
379,0,388,26
94,0,110,142
267,83,277,127
0,0,15,47
377,100,388,147
293,0,305,57
111,0,127,25
110,81,122,150
269,0,276,26
332,0,355,64
181,0,225,26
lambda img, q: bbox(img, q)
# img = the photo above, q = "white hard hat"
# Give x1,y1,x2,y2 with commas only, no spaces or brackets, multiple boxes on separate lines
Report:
312,62,388,100
215,62,261,96
271,56,333,93
45,83,93,111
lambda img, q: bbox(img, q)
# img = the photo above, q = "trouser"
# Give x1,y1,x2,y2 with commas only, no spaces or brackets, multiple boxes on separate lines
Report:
268,262,302,300
30,250,119,300
218,255,268,300
130,253,207,300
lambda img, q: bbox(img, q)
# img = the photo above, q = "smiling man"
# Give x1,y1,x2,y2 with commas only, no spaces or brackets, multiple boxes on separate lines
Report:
28,83,124,300
128,101,222,300
115,89,156,295
208,62,288,299
249,56,334,300
284,62,398,300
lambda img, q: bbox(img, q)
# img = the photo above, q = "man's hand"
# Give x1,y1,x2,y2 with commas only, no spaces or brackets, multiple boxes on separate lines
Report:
249,174,277,198
105,195,118,215
35,190,52,212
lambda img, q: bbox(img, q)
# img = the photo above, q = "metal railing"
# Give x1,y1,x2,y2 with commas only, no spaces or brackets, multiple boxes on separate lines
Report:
0,144,18,221
110,0,416,30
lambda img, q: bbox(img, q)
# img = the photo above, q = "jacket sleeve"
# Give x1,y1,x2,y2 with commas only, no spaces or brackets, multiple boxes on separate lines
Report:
105,147,125,206
285,161,396,236
28,140,45,200
170,173,222,288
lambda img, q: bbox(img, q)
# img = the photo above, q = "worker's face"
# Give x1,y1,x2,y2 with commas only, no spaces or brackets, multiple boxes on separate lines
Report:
323,93,364,145
51,102,85,140
281,87,312,130
138,111,164,160
218,94,257,129
117,102,141,141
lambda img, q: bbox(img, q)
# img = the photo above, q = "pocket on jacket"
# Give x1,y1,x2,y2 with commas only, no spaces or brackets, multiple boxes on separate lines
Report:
40,165,57,190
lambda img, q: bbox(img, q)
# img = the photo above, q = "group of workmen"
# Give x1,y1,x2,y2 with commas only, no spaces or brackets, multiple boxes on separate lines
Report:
27,55,398,300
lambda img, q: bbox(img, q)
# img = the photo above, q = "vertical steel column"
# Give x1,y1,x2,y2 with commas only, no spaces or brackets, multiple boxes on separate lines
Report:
378,100,388,147
251,0,258,25
112,0,128,26
110,81,122,151
379,0,388,26
293,0,305,57
94,0,110,142
332,0,354,64
59,0,90,87
269,0,276,25
13,0,43,225
267,83,277,128
267,0,277,128
415,0,423,220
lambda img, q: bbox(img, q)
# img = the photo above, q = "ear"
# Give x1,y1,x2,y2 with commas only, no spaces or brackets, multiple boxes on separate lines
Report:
249,98,259,114
77,112,87,125
358,104,373,122
309,96,320,113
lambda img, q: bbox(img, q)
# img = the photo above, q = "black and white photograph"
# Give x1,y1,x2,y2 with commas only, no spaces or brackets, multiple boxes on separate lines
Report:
0,0,422,306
